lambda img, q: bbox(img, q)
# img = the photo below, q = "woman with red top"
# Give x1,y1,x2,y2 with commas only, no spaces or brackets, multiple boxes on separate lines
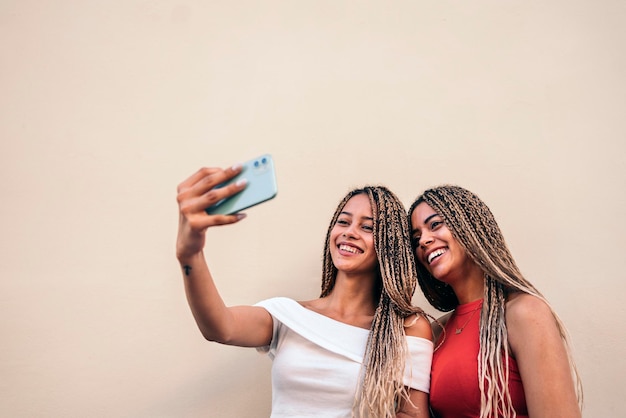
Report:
408,185,583,418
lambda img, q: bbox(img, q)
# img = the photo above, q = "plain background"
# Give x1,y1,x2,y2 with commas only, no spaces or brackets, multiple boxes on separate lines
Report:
1,1,624,417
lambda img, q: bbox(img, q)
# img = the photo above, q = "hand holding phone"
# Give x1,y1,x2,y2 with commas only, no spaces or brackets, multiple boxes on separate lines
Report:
205,154,278,215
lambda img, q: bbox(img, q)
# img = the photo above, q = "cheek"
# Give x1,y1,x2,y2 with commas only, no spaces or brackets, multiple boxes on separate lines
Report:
457,249,472,266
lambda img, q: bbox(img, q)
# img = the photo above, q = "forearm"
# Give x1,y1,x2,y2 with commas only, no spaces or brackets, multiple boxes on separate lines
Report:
178,251,235,342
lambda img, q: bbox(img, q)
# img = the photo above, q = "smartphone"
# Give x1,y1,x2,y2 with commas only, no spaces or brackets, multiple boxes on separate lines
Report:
205,154,278,215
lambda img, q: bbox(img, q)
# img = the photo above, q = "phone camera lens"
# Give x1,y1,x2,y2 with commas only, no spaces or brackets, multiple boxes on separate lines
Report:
261,157,267,165
254,160,260,168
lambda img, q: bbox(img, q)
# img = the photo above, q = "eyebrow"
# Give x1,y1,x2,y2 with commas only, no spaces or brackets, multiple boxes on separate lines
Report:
339,211,374,221
411,213,440,234
423,213,439,224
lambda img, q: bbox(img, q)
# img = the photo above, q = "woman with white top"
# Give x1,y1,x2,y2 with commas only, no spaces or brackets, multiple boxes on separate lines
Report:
175,163,433,417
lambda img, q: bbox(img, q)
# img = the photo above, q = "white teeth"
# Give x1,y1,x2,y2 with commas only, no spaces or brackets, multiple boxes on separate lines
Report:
339,244,360,254
428,248,447,264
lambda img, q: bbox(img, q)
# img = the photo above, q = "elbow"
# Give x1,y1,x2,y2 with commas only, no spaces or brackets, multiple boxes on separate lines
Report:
199,327,233,344
190,314,235,344
202,333,220,343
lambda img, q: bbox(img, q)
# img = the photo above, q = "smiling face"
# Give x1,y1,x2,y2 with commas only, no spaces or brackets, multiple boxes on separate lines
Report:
410,202,479,286
329,193,379,276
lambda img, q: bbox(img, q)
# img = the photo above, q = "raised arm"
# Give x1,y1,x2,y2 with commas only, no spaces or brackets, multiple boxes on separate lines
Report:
506,293,582,418
176,165,273,347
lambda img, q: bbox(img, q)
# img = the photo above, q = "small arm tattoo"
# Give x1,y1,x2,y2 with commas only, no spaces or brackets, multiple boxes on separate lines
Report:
183,265,192,276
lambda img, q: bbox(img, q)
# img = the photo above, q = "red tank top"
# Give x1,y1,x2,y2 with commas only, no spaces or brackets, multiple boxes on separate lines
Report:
430,299,528,418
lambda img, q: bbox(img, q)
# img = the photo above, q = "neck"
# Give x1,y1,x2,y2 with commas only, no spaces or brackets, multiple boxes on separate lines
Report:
449,266,485,305
325,272,378,315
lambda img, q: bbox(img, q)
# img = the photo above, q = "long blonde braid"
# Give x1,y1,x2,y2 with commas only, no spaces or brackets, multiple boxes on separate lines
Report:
321,186,425,417
408,185,583,417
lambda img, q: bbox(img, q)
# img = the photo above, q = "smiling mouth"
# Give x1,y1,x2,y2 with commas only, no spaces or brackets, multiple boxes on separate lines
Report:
427,248,447,264
339,244,363,254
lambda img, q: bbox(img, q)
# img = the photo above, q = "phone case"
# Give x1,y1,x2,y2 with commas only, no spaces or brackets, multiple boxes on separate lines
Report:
205,154,278,215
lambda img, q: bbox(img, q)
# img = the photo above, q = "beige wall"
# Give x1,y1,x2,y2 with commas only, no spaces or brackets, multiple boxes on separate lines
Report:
1,1,624,416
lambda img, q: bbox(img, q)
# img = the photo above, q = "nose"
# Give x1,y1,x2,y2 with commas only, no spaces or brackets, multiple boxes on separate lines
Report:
419,231,434,248
342,225,359,239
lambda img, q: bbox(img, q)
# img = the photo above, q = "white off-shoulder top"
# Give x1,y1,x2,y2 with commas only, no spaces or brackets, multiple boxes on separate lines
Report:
255,297,433,418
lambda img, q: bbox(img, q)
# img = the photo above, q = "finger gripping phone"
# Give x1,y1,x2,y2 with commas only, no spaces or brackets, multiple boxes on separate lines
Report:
205,154,278,215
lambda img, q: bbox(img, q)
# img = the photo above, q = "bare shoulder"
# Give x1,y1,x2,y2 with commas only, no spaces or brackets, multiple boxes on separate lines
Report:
506,292,553,324
505,292,562,355
404,311,434,341
297,298,328,314
297,298,318,309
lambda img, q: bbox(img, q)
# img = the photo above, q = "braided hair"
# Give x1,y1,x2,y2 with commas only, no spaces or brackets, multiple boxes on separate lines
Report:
321,186,425,417
408,185,583,417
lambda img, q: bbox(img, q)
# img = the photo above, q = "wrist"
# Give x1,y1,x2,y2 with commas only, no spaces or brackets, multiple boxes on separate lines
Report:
176,249,204,265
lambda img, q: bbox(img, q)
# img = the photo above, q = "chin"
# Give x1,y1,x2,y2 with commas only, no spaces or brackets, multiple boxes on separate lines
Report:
429,268,450,283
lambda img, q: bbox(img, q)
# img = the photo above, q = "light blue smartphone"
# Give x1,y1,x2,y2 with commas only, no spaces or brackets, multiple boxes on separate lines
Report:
205,154,278,215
